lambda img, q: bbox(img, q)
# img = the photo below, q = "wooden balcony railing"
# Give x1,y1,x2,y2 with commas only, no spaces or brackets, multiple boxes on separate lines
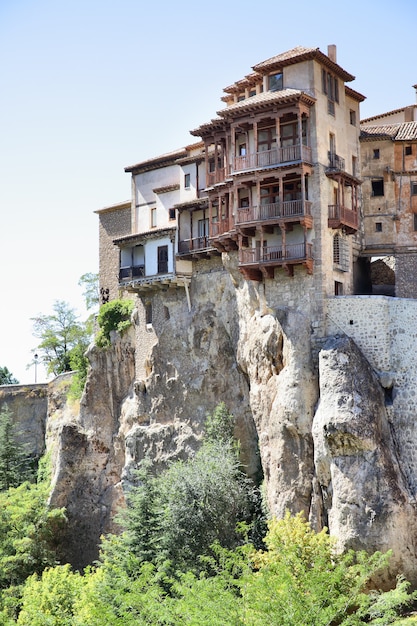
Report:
232,144,312,173
210,218,233,237
239,242,313,266
119,265,145,281
207,167,227,186
236,200,312,224
328,204,358,232
177,236,210,254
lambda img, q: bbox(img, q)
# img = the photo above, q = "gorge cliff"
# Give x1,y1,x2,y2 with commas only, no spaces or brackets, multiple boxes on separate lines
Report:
20,255,417,584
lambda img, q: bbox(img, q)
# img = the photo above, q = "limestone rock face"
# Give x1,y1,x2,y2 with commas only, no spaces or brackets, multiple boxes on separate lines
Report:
44,260,417,581
312,335,417,585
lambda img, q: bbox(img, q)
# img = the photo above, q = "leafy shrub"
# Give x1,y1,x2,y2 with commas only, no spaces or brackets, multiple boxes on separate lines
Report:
95,299,134,348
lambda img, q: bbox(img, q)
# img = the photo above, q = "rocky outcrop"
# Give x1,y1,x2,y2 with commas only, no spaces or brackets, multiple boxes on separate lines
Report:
312,335,417,585
42,259,417,581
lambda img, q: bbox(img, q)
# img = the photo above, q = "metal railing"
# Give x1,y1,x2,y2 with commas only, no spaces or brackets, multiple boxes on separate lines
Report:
327,152,345,171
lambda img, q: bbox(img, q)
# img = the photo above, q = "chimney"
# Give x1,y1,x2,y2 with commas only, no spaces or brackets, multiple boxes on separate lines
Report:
328,45,337,63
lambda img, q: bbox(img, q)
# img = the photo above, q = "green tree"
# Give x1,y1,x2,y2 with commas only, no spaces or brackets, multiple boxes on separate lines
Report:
0,367,19,386
118,404,263,576
16,565,83,626
0,407,33,491
78,272,99,312
31,300,90,376
0,456,66,592
95,299,134,348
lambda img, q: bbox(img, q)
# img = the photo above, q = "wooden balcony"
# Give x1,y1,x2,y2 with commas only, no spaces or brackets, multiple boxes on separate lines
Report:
119,265,145,281
232,144,312,173
236,200,313,229
328,204,358,234
207,167,227,186
177,236,216,259
239,242,313,280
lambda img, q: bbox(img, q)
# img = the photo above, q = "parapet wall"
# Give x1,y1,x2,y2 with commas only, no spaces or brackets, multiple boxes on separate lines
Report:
325,295,417,495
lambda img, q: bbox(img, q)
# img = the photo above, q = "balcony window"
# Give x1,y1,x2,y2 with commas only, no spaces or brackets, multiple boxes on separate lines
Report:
260,184,279,205
281,122,297,148
258,127,277,152
269,72,283,91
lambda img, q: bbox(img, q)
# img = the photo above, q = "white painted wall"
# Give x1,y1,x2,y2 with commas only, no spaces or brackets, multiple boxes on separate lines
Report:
145,237,173,276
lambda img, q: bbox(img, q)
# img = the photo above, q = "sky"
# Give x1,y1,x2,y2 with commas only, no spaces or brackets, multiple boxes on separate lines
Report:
0,0,416,384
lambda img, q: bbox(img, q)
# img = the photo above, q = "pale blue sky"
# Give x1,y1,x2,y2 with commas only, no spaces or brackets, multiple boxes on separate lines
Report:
0,0,416,383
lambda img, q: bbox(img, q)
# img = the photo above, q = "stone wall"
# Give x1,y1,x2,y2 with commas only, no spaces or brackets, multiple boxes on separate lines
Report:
325,295,417,495
97,202,131,303
0,383,48,457
396,253,417,298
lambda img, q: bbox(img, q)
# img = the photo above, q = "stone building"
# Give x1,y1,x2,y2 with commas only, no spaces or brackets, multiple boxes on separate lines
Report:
97,45,365,328
359,88,417,297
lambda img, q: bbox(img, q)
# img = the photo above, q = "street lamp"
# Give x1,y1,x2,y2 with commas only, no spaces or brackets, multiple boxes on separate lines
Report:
34,353,38,383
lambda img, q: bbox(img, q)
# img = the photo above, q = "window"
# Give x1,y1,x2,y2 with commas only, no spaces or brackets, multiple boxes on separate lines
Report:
349,110,356,125
269,72,283,91
157,245,168,274
414,214,417,231
334,281,343,295
239,143,247,156
151,207,157,227
281,122,297,147
169,208,175,220
258,127,276,152
184,173,191,188
145,302,152,326
375,222,382,232
322,68,339,115
372,179,384,196
352,156,358,177
237,93,245,102
373,149,380,159
198,218,209,241
412,182,417,195
260,184,279,206
405,145,412,156
249,89,256,97
333,234,349,271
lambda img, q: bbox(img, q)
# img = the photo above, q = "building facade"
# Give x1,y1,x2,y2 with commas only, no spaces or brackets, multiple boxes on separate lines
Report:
359,89,417,297
97,45,365,324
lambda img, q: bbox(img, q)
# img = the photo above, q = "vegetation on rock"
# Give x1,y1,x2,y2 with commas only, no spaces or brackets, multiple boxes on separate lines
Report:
95,299,134,348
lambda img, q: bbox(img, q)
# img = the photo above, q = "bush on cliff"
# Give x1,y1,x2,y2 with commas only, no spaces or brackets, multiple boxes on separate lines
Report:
95,299,134,348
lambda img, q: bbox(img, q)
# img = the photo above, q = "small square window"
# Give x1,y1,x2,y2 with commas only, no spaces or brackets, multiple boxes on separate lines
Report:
375,222,382,232
372,179,384,196
269,72,283,91
169,208,175,220
184,173,190,188
373,149,380,159
405,145,412,156
349,110,356,125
